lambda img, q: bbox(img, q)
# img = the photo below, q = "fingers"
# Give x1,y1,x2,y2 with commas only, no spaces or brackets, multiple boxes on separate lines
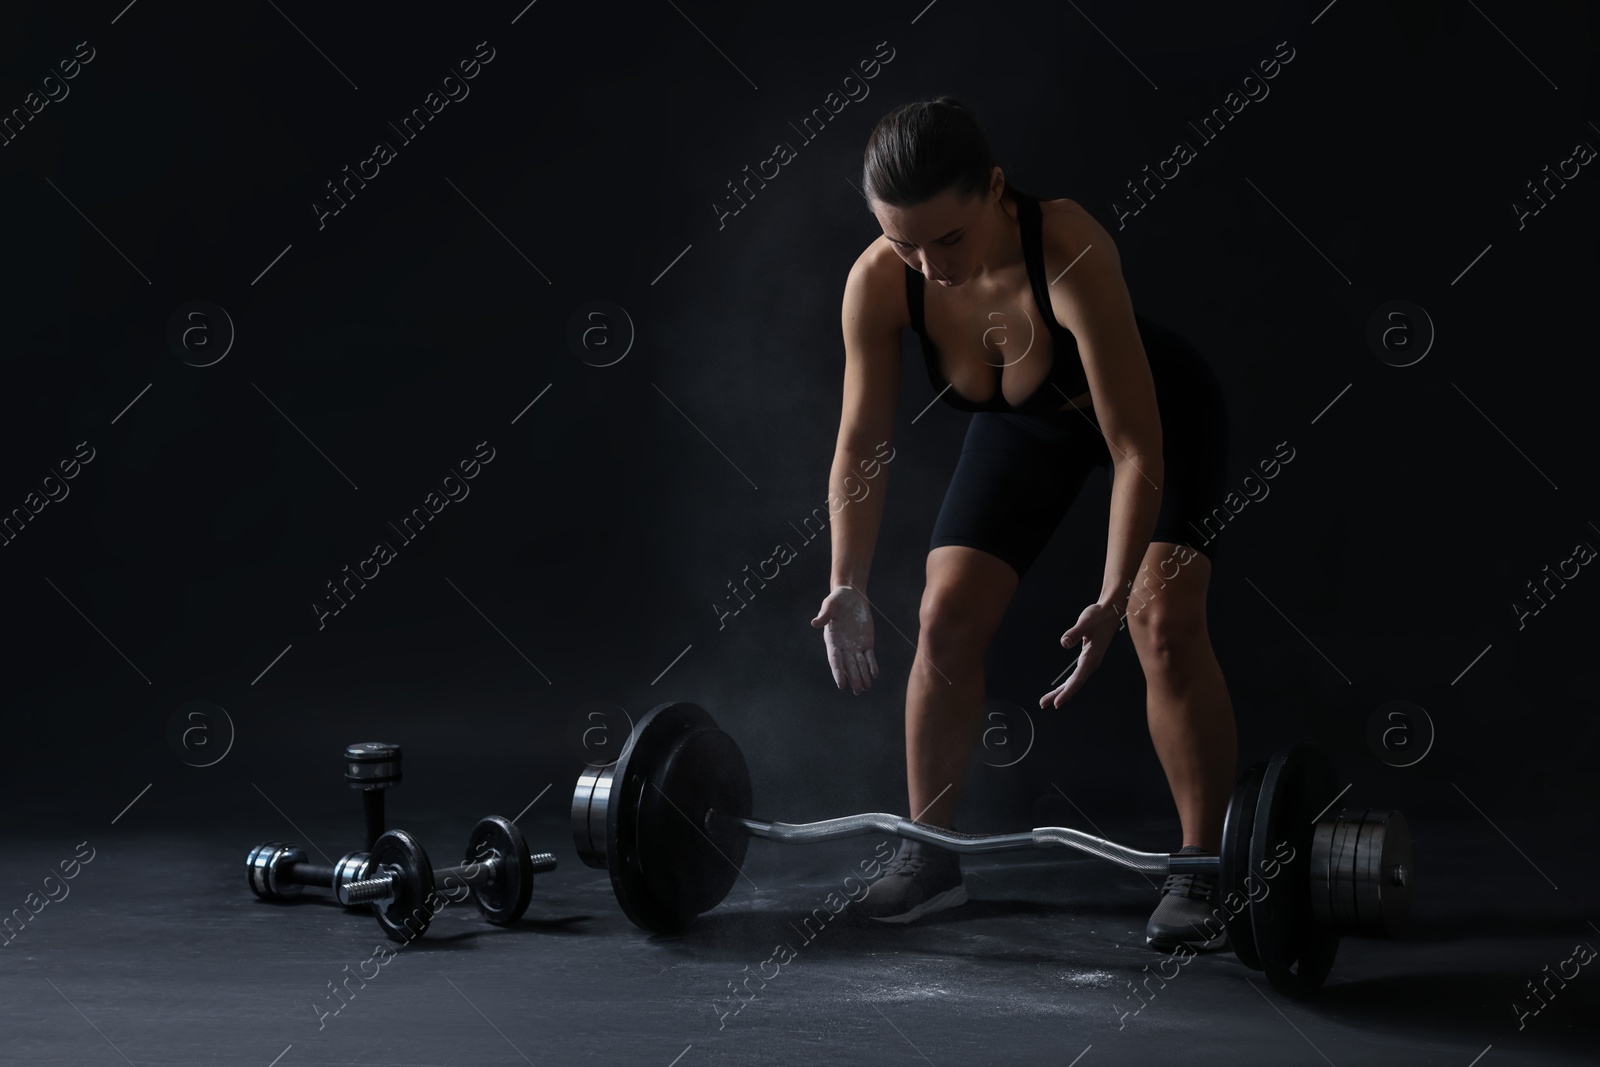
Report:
865,648,880,678
826,632,865,694
1045,649,1105,707
842,647,866,694
827,642,850,690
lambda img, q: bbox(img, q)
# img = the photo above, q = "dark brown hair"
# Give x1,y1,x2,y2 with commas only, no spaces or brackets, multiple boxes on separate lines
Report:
860,96,1037,208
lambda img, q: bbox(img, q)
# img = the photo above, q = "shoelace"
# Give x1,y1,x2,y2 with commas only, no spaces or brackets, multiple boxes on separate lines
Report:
1159,871,1216,901
879,853,927,879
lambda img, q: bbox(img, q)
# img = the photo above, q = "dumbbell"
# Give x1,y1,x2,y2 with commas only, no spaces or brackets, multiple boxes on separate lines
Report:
572,701,1415,1001
345,741,403,849
246,843,372,903
337,816,558,942
244,740,403,905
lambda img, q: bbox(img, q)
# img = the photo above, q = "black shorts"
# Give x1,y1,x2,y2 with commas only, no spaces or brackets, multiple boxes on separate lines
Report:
928,316,1231,580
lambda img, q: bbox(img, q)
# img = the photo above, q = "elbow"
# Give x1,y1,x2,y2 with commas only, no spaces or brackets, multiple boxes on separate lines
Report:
1110,431,1162,468
837,437,897,464
1111,440,1163,483
1114,450,1162,472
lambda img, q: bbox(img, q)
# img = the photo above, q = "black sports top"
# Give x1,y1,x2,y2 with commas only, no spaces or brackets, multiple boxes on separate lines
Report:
904,189,1092,415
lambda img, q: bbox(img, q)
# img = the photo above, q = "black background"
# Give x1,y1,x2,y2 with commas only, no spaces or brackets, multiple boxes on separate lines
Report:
1,0,1596,888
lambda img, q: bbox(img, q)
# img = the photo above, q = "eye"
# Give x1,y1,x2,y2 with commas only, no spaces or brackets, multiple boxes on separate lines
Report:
939,236,962,246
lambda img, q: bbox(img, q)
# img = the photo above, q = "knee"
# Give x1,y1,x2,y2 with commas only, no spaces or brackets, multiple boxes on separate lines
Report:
917,587,989,665
1128,606,1207,677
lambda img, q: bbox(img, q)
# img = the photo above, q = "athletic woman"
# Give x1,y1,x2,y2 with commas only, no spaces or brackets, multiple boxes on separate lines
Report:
810,97,1236,951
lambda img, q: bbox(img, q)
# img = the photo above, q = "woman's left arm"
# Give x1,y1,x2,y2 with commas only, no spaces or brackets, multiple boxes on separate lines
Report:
1038,209,1164,707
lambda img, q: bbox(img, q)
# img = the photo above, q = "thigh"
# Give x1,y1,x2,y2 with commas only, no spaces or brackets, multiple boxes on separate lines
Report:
1142,323,1231,565
929,412,1109,581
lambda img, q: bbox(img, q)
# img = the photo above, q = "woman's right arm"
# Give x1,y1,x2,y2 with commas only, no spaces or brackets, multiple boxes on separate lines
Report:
829,249,901,591
810,249,902,694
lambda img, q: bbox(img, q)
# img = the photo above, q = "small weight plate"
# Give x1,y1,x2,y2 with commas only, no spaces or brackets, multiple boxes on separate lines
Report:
606,702,752,934
635,723,752,931
369,829,434,943
332,850,371,908
572,761,615,870
1219,762,1266,969
245,842,304,901
1327,810,1364,934
345,741,403,785
1354,809,1412,938
1249,740,1342,999
463,815,534,925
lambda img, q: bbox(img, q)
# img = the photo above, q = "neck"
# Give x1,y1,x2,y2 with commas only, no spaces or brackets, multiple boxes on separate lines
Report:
968,188,1024,283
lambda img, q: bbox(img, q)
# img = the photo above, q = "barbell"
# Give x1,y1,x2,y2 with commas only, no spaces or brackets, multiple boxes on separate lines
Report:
570,701,1413,999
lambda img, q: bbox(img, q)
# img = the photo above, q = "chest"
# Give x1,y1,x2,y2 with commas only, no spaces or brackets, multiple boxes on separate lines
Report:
918,269,1082,409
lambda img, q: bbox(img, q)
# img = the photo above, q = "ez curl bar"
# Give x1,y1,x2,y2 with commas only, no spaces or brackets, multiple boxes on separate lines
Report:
571,702,1413,999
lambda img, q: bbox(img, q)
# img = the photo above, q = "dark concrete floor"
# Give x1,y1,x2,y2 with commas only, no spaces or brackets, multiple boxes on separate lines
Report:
3,812,1596,1066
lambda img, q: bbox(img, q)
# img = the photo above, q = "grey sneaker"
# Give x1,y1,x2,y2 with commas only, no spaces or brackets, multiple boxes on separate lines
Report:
1145,845,1228,951
851,838,967,923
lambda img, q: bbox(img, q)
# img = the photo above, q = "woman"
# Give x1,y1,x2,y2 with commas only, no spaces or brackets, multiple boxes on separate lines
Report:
809,97,1236,952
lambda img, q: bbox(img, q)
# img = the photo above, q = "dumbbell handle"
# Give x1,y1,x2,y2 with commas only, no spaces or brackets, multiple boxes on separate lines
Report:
282,860,339,888
716,812,1208,876
342,851,558,905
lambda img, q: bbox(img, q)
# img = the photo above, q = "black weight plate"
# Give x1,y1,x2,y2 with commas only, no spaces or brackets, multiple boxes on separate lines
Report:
634,723,752,932
607,702,728,934
464,815,534,925
370,829,435,943
1250,740,1342,998
1219,762,1266,970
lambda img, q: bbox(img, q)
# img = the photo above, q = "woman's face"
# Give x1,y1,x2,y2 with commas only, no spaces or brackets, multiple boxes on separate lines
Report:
872,171,1003,288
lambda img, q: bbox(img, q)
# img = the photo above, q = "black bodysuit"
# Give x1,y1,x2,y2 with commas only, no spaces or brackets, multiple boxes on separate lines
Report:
911,189,1233,578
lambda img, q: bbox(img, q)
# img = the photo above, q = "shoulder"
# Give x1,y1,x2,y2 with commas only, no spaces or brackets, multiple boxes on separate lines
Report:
842,235,911,332
1032,197,1129,335
1037,196,1122,272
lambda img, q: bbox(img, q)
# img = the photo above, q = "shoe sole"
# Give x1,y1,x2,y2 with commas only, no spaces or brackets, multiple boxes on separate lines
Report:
866,884,969,924
1145,929,1228,951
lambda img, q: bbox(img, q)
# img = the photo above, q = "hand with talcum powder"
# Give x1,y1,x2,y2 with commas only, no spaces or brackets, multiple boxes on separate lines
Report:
811,585,879,695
